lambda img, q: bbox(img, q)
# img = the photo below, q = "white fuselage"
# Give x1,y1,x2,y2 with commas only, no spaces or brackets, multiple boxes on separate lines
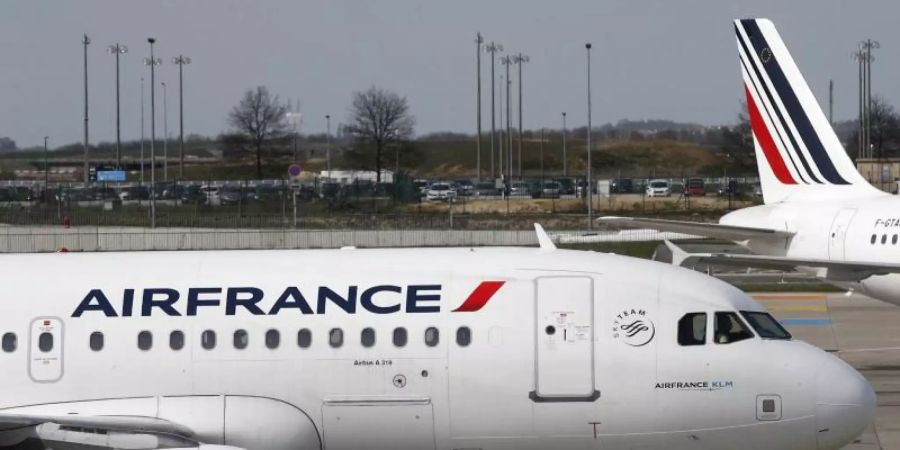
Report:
721,193,900,303
0,247,873,450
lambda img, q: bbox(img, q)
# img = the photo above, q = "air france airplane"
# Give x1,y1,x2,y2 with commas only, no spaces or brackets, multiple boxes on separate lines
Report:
0,225,873,449
603,18,900,305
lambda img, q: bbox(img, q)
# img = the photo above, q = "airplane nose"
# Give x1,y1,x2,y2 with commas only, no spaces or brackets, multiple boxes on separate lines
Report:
814,356,875,449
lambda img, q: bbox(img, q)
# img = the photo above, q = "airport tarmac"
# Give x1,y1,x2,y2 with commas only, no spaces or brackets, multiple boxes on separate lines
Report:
758,292,900,449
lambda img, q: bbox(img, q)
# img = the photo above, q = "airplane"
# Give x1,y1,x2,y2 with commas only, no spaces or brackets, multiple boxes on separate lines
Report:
602,18,900,305
0,224,873,449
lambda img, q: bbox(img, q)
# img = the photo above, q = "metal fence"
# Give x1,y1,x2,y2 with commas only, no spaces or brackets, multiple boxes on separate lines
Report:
0,226,685,253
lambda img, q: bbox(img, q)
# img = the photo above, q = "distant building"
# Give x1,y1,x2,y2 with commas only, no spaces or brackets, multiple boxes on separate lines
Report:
857,158,900,193
319,169,394,184
0,137,16,152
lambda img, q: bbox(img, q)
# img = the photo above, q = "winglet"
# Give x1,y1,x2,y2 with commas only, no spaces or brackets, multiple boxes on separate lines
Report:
664,240,690,266
534,223,557,251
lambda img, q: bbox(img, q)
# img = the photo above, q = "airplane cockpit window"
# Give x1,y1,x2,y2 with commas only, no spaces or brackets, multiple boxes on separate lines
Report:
138,331,153,350
361,328,375,348
677,313,707,346
265,329,280,349
456,326,472,347
297,329,312,348
740,311,792,340
89,331,104,351
425,327,440,347
329,328,344,348
2,332,16,352
201,330,217,350
38,332,53,353
234,329,249,349
714,312,754,344
170,330,185,350
393,327,407,347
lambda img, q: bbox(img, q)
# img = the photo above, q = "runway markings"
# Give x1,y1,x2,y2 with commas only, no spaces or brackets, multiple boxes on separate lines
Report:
752,293,833,327
766,305,828,313
752,294,827,301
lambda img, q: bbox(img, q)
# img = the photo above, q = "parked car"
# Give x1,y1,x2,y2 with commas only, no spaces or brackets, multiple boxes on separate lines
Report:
454,179,474,196
180,185,207,204
533,181,561,199
645,179,672,197
219,185,243,206
575,179,595,197
510,181,531,196
473,182,498,197
425,182,457,201
555,178,576,195
253,184,280,202
716,180,740,197
683,178,706,196
611,178,634,194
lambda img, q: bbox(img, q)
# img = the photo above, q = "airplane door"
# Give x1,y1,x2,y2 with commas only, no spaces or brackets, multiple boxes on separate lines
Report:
531,276,598,401
828,209,857,260
29,317,63,382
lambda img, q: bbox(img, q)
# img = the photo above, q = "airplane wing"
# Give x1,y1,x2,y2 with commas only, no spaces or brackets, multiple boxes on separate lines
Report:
599,216,794,242
0,412,244,450
664,241,900,282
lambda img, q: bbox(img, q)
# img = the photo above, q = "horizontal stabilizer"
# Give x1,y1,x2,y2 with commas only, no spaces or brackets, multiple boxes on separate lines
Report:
600,216,793,242
665,244,900,282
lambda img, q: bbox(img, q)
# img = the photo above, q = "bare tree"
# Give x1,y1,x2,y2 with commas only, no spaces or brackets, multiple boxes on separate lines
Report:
345,87,415,183
228,86,288,178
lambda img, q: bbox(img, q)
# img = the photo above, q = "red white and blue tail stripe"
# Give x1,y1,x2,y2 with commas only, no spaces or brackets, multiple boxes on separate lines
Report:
734,19,879,203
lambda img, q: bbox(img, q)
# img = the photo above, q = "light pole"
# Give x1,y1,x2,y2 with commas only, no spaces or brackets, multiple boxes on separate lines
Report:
562,112,568,177
43,136,49,190
144,38,162,228
854,50,865,160
513,53,529,179
501,55,513,183
162,81,168,181
475,33,483,180
172,55,191,179
326,114,332,179
107,43,127,168
484,42,503,179
586,42,593,229
140,77,145,185
82,34,91,184
860,39,880,159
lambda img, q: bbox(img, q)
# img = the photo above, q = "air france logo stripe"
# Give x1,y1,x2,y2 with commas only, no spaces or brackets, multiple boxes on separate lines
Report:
744,85,797,184
452,281,506,312
735,19,850,185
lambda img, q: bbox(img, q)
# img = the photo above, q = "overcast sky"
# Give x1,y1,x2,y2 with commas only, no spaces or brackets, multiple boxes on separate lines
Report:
1,0,897,148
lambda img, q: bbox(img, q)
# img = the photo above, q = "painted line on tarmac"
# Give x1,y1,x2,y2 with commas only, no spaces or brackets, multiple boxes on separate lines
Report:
766,305,828,313
779,318,832,326
752,294,828,301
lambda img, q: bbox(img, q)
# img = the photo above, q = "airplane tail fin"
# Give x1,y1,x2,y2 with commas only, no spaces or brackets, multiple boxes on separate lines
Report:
734,19,881,203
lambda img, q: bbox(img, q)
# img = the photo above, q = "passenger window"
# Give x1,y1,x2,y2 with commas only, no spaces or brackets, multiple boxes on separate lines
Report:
266,329,280,349
38,332,53,353
894,235,898,245
883,234,888,245
871,234,877,244
425,327,439,347
201,330,217,350
714,312,754,344
2,332,16,352
456,326,472,347
297,329,312,348
329,328,344,348
138,331,152,350
233,329,248,349
678,313,707,346
741,311,792,340
170,330,185,350
89,331,104,351
361,328,375,348
392,327,407,347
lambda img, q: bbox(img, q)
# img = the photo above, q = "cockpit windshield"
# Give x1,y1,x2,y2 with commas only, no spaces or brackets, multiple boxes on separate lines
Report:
740,311,792,340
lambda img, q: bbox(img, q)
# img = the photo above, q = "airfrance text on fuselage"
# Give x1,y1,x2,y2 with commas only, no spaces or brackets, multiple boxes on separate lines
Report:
72,285,444,317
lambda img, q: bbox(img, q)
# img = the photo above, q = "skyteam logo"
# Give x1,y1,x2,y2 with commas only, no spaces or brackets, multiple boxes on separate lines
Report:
72,281,506,317
612,309,655,347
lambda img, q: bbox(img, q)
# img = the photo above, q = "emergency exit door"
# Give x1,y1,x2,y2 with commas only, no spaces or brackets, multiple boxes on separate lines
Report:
531,276,598,401
829,209,857,260
29,317,63,382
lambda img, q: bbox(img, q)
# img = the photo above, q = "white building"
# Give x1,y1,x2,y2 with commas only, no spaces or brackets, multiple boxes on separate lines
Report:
319,169,394,184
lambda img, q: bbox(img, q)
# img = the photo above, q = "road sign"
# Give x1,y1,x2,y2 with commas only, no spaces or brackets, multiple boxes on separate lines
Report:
97,170,126,182
288,164,301,177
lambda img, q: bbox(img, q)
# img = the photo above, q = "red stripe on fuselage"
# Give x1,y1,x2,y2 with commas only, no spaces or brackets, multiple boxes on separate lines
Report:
453,281,506,312
745,85,797,184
